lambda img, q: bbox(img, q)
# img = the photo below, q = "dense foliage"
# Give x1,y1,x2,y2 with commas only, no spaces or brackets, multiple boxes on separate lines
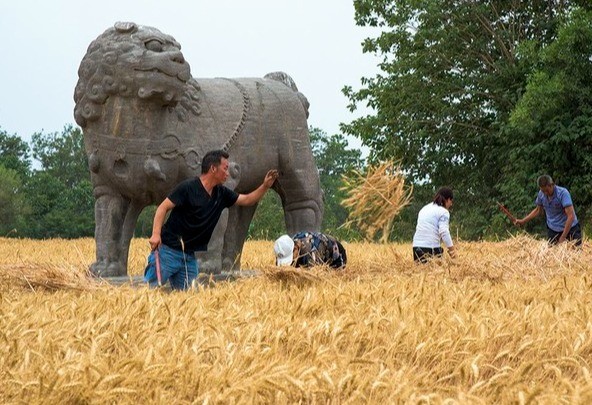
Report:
0,126,94,239
344,1,592,239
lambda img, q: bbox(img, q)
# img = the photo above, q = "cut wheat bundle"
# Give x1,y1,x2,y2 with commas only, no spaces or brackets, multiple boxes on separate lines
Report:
0,263,101,291
341,161,413,243
259,265,324,286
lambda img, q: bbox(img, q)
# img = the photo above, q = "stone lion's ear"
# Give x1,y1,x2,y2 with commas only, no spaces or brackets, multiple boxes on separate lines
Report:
114,21,137,33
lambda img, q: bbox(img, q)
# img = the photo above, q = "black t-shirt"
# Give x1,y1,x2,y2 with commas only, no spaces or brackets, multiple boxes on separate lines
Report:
161,178,239,253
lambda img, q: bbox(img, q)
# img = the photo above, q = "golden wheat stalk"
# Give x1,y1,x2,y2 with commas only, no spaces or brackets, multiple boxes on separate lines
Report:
0,263,100,291
259,265,324,286
340,161,413,243
2,237,592,403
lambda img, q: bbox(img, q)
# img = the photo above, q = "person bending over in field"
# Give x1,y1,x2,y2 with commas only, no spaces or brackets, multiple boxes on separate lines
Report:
144,150,279,290
273,232,347,269
412,187,456,263
514,175,582,246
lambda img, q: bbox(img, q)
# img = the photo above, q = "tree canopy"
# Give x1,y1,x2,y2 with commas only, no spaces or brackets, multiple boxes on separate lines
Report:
344,0,592,238
0,125,94,239
0,128,30,179
505,7,592,224
0,165,28,236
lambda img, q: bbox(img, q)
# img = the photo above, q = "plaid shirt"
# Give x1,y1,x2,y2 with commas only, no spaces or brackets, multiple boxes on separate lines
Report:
292,232,346,269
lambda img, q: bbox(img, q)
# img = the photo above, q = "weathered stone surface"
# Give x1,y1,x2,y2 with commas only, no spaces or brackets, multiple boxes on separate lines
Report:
74,22,323,277
101,271,258,289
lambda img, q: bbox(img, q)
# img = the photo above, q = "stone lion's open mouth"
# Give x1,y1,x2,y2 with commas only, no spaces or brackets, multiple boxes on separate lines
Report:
135,67,190,82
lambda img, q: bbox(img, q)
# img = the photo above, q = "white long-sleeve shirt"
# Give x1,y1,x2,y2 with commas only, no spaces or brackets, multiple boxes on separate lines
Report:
412,203,453,248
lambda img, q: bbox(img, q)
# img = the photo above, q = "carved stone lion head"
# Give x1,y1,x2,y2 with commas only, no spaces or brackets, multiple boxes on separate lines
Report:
74,22,196,127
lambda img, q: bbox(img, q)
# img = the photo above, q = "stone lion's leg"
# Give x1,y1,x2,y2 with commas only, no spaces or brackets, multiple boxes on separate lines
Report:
116,201,144,276
221,204,258,271
90,188,130,277
276,171,323,234
283,199,323,234
91,195,108,276
195,208,228,274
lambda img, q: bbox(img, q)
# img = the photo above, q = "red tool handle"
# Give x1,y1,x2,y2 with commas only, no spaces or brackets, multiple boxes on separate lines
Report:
497,202,516,222
155,249,162,286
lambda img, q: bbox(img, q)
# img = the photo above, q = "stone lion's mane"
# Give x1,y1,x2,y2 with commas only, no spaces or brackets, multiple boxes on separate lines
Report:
73,23,199,127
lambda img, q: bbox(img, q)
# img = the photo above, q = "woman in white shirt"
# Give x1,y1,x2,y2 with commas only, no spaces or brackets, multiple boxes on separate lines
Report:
412,187,456,263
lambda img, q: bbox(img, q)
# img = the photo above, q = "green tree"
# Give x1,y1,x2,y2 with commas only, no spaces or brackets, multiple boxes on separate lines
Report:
23,172,70,238
248,192,285,240
23,125,94,238
504,8,592,231
30,125,89,188
0,165,29,236
344,0,591,239
135,206,157,237
0,127,31,179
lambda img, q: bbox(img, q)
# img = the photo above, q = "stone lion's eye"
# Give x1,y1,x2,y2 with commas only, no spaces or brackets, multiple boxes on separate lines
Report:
145,39,163,52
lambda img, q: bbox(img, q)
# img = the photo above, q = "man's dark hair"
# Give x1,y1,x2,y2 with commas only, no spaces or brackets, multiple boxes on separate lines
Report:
201,150,229,174
433,187,454,207
537,174,554,188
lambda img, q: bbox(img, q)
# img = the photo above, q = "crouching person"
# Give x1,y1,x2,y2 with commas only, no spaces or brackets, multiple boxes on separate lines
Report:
274,232,347,269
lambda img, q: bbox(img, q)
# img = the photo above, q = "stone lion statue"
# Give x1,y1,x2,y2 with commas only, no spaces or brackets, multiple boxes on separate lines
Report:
74,22,323,277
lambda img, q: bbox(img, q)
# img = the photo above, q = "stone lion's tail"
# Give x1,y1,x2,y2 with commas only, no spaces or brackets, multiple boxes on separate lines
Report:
264,71,310,118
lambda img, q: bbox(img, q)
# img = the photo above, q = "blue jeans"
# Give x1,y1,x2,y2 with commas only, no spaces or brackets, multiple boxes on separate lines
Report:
144,244,198,290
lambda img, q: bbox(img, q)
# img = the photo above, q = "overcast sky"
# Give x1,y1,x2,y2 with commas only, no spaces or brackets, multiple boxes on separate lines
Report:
0,0,379,151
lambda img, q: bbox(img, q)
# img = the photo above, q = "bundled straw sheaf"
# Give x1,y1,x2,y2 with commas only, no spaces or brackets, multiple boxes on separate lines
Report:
0,263,100,291
259,265,323,286
341,161,413,243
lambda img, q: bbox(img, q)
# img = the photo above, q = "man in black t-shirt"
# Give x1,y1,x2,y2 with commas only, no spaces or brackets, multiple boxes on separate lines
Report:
145,150,278,290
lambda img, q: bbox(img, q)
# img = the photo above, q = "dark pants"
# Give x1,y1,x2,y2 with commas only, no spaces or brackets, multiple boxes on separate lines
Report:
547,223,582,246
413,246,444,263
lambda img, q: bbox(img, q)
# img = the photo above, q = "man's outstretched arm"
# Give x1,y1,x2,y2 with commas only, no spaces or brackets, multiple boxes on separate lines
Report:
235,170,279,207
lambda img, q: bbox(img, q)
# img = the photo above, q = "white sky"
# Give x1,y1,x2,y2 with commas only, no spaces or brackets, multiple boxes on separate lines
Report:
0,0,379,151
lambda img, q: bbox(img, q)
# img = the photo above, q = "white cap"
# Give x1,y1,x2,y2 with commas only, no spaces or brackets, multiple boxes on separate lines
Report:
274,235,295,266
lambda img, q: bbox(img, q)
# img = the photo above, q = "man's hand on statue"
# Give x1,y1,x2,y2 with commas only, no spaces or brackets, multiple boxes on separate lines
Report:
264,170,279,188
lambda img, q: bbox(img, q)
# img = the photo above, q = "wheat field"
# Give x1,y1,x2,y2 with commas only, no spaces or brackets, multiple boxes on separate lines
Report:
1,236,592,404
